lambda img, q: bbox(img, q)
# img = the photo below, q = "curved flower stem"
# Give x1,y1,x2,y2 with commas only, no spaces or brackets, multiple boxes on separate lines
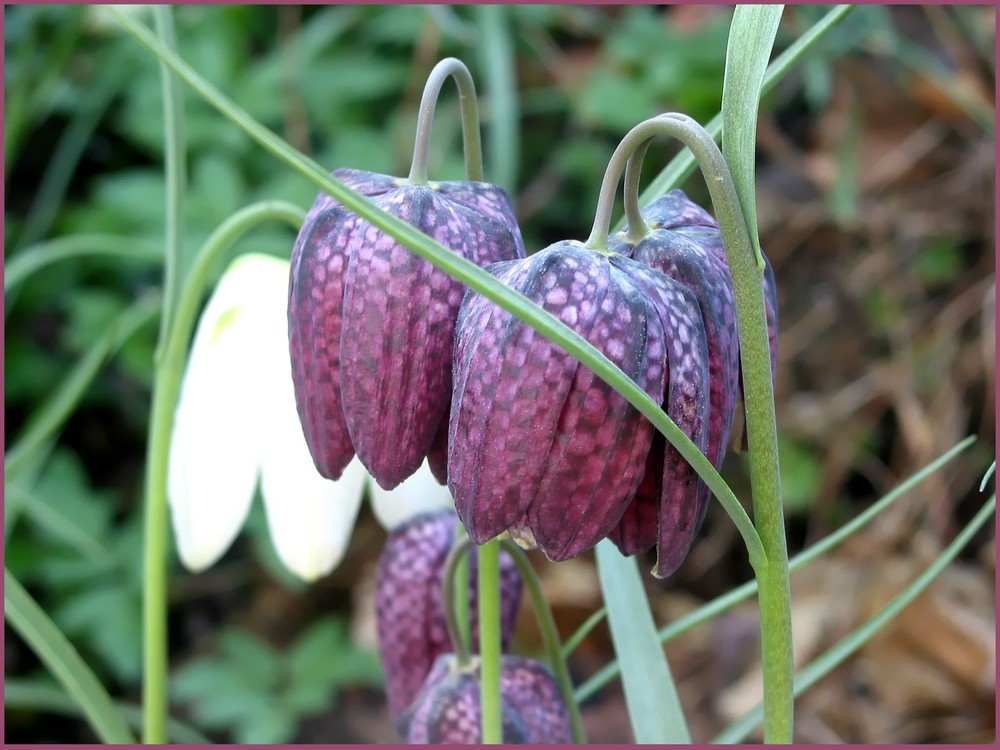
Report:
451,523,473,657
442,538,474,667
589,112,792,742
153,6,186,365
622,139,654,245
141,201,305,744
500,541,588,744
477,538,502,743
408,57,484,184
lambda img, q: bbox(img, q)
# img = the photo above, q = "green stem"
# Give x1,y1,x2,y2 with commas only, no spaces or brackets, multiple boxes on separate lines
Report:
587,112,792,741
408,57,484,184
140,201,304,744
452,523,473,657
583,114,767,571
477,538,502,743
442,538,474,666
714,493,996,744
500,540,588,743
153,6,187,365
5,235,162,296
622,139,653,245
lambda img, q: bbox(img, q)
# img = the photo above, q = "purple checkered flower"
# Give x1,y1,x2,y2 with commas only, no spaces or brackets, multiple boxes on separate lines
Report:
399,654,573,743
375,510,523,726
448,241,711,575
289,168,524,490
607,189,779,576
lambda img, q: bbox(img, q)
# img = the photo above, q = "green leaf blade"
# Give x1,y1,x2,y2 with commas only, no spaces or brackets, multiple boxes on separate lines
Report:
595,540,691,744
722,4,783,264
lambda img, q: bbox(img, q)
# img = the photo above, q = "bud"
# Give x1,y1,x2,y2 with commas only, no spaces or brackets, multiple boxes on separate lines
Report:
399,654,573,743
376,511,523,725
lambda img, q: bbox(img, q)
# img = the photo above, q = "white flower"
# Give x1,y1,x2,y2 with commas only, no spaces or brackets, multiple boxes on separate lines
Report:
167,253,453,582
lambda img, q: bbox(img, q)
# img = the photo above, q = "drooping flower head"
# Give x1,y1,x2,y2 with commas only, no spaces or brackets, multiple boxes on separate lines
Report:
168,253,453,581
399,654,573,743
448,242,710,574
288,60,525,491
375,510,523,725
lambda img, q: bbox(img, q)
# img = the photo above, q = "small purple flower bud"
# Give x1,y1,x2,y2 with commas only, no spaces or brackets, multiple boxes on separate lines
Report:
375,510,523,725
399,654,573,743
289,169,525,488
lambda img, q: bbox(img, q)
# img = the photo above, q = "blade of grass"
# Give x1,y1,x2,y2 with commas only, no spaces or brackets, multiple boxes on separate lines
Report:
3,293,161,478
621,4,856,230
4,568,136,744
596,540,691,743
574,435,976,701
722,4,783,263
4,484,109,561
713,492,996,743
474,4,519,192
4,679,211,744
4,235,163,296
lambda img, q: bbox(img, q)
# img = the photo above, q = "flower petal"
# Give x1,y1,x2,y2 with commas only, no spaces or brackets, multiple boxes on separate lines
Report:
167,254,283,572
368,459,453,531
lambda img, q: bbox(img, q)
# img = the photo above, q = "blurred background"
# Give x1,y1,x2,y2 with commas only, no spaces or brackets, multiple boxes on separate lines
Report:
4,4,995,743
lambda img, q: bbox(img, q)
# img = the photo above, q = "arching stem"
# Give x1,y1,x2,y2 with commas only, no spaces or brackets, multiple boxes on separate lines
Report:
408,57,485,184
441,537,474,667
585,111,792,744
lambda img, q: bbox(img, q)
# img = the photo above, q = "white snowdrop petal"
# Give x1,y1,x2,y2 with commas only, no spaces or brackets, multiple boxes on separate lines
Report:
369,459,454,531
167,288,262,572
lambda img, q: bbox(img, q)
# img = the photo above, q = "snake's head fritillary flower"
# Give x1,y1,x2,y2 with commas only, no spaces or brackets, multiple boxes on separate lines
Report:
288,169,524,491
375,510,523,726
609,188,779,576
169,254,454,582
448,242,711,575
399,654,573,743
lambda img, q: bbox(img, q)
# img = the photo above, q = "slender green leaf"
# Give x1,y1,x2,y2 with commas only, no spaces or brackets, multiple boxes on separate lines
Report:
722,4,783,263
713,493,996,743
574,436,976,700
980,460,995,491
4,293,161,477
4,484,108,561
596,540,691,743
4,679,210,744
623,5,855,230
4,569,135,744
475,4,519,192
4,235,162,296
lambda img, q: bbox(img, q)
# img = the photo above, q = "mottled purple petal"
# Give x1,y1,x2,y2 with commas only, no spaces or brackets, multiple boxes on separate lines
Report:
376,511,522,724
399,655,573,743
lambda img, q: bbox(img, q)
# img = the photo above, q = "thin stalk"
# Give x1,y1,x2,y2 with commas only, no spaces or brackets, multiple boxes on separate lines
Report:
442,538,474,666
560,606,607,661
583,114,767,572
140,201,304,744
500,540,588,743
153,6,186,363
586,113,791,740
477,538,502,743
451,524,472,656
408,57,484,184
